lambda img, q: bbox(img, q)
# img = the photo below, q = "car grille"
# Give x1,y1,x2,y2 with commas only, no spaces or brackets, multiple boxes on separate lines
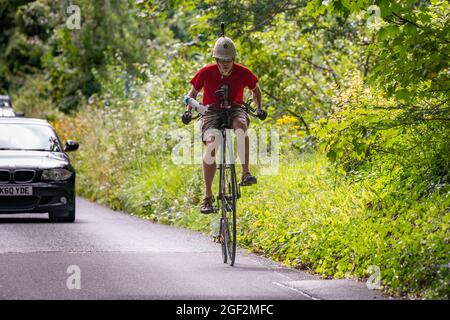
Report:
13,170,35,183
0,170,10,182
0,170,36,183
0,196,38,210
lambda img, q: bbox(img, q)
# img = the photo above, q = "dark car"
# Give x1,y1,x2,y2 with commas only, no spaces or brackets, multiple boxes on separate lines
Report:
0,117,79,222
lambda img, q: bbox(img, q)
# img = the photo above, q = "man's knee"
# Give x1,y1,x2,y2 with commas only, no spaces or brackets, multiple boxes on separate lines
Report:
233,118,247,131
204,136,215,145
203,136,217,162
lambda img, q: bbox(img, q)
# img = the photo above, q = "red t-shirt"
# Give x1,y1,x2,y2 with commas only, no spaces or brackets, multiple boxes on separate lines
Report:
190,63,258,110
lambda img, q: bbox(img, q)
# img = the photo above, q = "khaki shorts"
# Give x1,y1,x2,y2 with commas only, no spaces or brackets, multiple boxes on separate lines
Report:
198,107,250,142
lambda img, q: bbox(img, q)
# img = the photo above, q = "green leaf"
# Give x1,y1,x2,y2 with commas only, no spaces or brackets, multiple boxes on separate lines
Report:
394,88,410,101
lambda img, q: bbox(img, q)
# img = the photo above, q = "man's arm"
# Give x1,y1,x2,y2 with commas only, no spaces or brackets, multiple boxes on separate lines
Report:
185,86,199,111
251,83,262,111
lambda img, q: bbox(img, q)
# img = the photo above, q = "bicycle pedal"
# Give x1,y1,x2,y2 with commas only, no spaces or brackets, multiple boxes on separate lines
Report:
212,234,221,243
212,234,224,244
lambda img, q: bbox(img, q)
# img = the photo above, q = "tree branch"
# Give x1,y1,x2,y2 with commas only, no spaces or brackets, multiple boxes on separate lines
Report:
287,109,311,134
318,51,340,88
391,12,422,29
260,88,311,134
363,34,375,77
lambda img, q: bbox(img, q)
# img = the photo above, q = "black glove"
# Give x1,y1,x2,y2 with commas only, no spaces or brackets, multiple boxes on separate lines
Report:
257,109,267,120
181,111,192,124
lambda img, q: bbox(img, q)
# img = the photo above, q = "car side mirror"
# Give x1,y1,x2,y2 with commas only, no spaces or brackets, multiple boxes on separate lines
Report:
64,140,79,152
14,111,25,117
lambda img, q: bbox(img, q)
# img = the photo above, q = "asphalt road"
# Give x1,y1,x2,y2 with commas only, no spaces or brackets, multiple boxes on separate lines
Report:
0,197,388,300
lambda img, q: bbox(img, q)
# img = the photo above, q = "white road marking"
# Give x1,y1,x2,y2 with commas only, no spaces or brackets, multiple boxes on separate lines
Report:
272,281,320,300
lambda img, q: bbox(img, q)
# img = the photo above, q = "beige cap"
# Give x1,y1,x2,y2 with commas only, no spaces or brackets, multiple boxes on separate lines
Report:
213,36,236,60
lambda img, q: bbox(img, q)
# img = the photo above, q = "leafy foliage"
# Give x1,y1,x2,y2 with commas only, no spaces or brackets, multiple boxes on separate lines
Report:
1,0,156,111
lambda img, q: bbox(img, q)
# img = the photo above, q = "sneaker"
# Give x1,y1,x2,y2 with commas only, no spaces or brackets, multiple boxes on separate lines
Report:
200,196,215,214
240,172,257,186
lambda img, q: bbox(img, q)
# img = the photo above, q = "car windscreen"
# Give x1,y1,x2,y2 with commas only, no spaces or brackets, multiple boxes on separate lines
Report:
0,123,62,152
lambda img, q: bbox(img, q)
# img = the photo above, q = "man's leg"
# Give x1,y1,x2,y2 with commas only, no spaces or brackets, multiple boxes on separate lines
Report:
233,116,257,186
199,112,221,214
203,136,216,198
200,130,222,214
233,118,250,174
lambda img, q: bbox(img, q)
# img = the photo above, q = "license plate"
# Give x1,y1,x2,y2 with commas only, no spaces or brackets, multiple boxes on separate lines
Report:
0,185,33,196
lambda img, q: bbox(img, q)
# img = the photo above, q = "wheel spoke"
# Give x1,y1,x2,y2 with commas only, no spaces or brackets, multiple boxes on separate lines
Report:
218,129,237,266
221,163,236,266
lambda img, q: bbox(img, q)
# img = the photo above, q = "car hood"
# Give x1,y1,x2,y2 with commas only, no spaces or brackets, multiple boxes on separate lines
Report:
0,151,69,169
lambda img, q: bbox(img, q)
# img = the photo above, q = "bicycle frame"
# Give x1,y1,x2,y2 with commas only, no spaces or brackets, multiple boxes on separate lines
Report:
216,109,239,266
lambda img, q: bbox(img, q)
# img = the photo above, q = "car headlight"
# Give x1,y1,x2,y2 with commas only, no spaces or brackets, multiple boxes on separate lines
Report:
41,168,73,181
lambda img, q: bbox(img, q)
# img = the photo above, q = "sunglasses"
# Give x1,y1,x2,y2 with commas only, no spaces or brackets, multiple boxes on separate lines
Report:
215,58,233,64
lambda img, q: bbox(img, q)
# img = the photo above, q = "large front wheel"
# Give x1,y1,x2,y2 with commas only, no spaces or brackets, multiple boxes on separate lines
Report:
220,163,237,266
220,217,228,264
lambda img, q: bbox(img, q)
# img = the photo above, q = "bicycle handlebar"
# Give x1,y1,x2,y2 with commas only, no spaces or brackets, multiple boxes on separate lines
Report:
181,98,268,125
242,100,268,120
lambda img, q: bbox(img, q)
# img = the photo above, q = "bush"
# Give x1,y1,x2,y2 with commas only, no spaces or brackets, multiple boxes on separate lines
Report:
238,153,449,299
